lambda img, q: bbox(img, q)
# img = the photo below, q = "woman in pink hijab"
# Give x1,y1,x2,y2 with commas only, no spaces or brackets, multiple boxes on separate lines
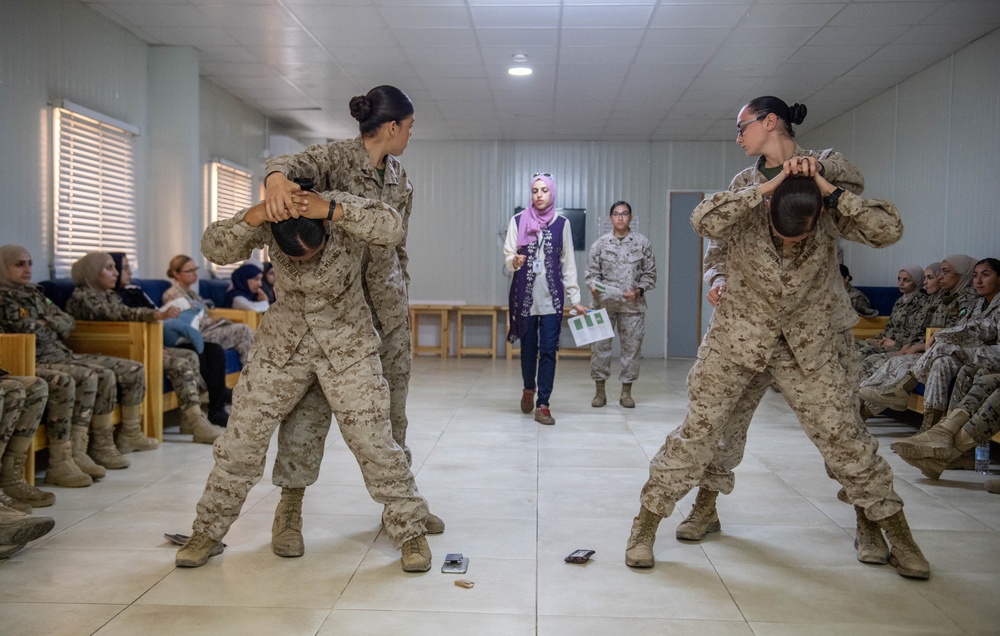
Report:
503,173,587,426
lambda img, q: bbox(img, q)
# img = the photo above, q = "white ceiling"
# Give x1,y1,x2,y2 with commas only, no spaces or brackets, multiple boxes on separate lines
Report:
81,0,1000,141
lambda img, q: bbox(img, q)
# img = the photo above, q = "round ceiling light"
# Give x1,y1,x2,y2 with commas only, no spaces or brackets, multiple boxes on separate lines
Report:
508,67,532,76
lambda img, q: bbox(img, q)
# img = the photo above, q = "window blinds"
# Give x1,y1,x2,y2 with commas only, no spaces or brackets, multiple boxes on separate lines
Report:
52,105,138,278
210,160,254,277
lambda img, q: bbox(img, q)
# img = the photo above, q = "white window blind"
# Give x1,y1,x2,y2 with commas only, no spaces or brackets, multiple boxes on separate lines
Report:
210,160,254,277
52,104,138,278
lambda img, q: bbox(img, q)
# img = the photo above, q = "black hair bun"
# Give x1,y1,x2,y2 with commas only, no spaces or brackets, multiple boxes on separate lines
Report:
789,103,808,125
349,96,373,123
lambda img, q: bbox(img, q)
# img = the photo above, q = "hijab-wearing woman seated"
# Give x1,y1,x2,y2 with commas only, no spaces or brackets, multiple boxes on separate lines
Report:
66,253,224,444
222,263,270,312
856,264,931,378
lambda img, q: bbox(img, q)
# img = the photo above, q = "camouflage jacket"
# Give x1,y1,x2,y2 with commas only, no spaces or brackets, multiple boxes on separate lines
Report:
66,286,157,323
847,285,879,317
266,136,412,333
0,285,75,359
584,230,656,313
702,147,865,335
200,192,403,373
925,286,980,332
934,292,1000,347
881,292,931,345
692,186,902,374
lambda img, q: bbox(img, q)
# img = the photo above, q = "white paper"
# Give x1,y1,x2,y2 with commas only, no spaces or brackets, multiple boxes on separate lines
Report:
162,297,192,312
593,281,624,298
568,308,615,346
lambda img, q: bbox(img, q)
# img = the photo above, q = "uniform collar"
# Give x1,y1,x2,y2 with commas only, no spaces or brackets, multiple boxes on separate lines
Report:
351,135,401,187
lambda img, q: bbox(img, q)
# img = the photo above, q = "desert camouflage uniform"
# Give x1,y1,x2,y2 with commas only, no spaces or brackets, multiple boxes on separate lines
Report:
192,192,428,549
948,365,1000,442
0,375,47,449
696,148,865,493
0,286,143,414
861,287,981,413
32,366,86,440
161,283,255,364
266,136,414,478
911,293,1000,411
585,230,656,384
639,182,905,521
67,286,204,410
857,293,931,378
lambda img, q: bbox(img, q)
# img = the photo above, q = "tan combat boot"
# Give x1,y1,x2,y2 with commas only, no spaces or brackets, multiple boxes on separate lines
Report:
0,436,55,507
853,505,889,565
43,437,93,487
877,510,930,579
675,488,720,541
591,380,607,407
69,426,106,479
175,531,224,567
88,413,130,469
272,487,305,558
425,513,445,535
620,383,636,408
625,505,662,568
400,534,432,572
0,501,55,556
891,410,969,460
115,405,160,453
182,406,224,444
916,408,943,434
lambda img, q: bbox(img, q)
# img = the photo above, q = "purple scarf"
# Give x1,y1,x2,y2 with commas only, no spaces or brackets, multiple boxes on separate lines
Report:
516,174,557,248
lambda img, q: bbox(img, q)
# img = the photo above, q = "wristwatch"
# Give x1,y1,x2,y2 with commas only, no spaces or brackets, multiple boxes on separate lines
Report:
637,287,644,297
327,198,337,222
823,187,844,209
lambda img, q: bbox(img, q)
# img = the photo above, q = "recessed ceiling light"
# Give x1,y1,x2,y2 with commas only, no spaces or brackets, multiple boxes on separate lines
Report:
512,53,528,63
508,67,532,76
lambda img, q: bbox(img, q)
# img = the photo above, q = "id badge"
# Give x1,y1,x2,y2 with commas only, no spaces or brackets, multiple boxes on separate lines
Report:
532,260,543,274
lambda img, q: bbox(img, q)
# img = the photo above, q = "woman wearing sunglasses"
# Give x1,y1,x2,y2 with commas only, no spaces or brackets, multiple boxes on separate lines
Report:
504,173,588,425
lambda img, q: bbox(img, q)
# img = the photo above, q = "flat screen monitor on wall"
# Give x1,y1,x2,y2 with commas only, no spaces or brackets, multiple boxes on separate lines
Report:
514,207,586,251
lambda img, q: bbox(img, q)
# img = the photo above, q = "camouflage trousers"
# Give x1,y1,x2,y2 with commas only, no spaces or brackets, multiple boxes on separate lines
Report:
860,352,920,415
912,342,991,412
640,335,902,522
0,376,47,446
192,329,428,549
590,307,645,384
949,367,1000,443
164,347,203,411
203,321,254,365
36,351,144,414
696,329,863,494
855,337,901,379
272,321,415,490
35,364,97,440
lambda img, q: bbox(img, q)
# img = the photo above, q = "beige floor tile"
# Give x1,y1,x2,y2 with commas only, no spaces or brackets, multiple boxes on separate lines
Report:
748,623,963,635
0,602,125,636
697,524,862,568
538,446,652,468
224,512,382,555
319,609,536,635
335,554,536,615
538,616,754,636
138,551,364,608
911,571,1000,633
93,605,330,636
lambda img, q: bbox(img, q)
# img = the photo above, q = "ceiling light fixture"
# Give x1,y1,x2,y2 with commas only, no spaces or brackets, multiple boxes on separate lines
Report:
508,53,532,77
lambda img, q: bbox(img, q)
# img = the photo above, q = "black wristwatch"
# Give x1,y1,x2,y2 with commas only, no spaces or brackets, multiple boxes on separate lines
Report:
823,187,844,209
327,199,337,222
637,287,644,297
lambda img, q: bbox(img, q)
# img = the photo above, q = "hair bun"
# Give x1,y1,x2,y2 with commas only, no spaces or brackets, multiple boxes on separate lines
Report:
789,103,807,125
349,96,373,123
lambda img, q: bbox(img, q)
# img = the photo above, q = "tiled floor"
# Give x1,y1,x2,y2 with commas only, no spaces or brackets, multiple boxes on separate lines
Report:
2,357,999,635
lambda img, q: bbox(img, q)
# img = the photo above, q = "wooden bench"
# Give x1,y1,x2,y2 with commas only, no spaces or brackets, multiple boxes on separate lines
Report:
456,305,499,359
853,315,890,340
409,304,453,358
208,308,259,388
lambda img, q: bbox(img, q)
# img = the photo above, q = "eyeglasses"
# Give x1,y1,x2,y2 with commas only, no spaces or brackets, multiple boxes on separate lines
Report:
179,267,199,274
736,114,767,138
611,212,631,218
532,172,552,178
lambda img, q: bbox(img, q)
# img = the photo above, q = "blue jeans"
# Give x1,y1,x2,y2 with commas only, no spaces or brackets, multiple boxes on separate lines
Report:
520,313,561,407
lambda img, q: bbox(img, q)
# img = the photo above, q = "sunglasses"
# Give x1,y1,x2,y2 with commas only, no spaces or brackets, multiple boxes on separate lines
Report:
532,172,552,178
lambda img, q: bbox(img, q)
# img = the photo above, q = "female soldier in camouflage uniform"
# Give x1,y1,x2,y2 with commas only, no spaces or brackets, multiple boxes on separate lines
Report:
0,372,55,508
856,264,931,377
66,252,224,445
0,245,141,472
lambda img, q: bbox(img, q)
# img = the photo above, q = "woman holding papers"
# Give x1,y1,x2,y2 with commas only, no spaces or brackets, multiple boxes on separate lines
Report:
504,173,587,426
585,201,656,408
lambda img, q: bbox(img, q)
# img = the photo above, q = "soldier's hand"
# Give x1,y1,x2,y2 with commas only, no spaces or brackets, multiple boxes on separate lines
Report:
264,172,300,222
154,306,181,320
707,283,725,307
623,289,639,301
291,191,336,220
784,156,820,177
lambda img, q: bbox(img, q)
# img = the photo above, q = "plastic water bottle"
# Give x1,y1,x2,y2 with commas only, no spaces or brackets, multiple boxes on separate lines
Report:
975,440,991,474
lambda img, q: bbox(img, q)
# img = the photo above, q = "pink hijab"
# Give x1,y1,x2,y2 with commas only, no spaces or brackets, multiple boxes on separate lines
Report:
516,174,557,248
